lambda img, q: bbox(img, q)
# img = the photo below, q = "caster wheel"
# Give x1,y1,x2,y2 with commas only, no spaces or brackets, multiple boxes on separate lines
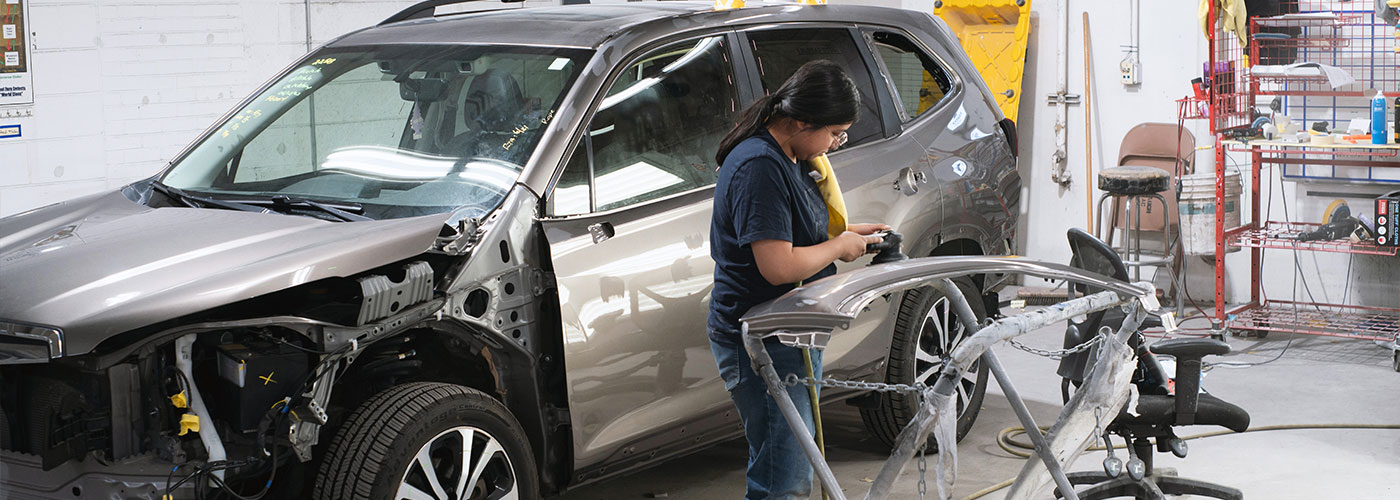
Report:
1168,438,1188,458
1103,456,1124,478
1126,458,1147,481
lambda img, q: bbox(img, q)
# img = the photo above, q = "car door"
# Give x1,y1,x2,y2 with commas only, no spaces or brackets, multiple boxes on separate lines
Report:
538,33,751,472
862,26,1012,251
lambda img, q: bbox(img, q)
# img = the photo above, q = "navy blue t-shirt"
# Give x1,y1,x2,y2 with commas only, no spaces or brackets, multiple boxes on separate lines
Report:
709,130,835,341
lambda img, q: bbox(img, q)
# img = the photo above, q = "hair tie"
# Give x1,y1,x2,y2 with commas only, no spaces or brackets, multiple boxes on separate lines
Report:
772,95,788,114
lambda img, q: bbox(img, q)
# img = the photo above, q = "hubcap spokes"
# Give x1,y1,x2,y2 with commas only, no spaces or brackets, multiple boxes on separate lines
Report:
914,294,979,415
398,426,518,500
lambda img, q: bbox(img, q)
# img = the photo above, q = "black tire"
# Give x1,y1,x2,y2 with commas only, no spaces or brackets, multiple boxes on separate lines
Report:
314,382,538,500
860,278,989,449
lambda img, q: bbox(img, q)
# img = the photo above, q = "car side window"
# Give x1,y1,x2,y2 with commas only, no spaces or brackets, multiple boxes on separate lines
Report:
870,31,953,120
550,35,741,215
746,28,884,147
550,142,592,216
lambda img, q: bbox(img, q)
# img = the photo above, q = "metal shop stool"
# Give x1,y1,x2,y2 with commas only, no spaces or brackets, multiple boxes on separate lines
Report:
1095,165,1184,314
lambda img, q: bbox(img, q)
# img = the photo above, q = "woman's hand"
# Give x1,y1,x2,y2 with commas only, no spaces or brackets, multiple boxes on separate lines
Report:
834,231,883,262
752,230,886,284
847,223,892,236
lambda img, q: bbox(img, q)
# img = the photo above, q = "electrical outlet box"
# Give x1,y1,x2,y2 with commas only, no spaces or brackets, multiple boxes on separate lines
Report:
1119,60,1140,86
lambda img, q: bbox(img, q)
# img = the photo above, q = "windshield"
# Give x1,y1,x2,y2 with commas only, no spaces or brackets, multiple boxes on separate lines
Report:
161,44,591,220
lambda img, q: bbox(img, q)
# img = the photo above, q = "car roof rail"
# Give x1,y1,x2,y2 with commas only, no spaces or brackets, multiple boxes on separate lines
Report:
379,0,529,26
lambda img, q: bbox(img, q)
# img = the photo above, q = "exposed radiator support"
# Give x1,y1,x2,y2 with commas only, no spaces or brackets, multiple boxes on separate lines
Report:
175,334,227,482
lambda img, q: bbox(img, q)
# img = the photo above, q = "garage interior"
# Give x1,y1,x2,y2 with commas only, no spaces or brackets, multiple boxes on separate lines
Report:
1,0,1398,499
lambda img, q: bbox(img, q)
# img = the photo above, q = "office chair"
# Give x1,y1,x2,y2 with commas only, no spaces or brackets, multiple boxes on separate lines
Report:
1056,228,1250,500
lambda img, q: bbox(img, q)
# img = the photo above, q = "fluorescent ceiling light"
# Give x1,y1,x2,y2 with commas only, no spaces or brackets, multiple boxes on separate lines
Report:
599,77,659,111
595,161,683,207
662,37,720,73
320,146,518,190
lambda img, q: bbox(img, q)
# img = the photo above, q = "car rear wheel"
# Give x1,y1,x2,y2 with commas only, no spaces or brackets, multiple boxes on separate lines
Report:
314,382,537,500
860,277,989,449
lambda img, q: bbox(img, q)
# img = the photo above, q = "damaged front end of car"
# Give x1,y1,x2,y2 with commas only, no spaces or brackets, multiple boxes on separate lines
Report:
0,184,565,499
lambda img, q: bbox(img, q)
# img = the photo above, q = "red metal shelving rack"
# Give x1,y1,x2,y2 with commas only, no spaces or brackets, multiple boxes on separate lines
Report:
1207,0,1400,345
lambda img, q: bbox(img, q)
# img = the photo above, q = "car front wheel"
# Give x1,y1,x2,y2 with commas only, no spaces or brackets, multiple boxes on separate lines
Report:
860,277,989,449
315,382,537,500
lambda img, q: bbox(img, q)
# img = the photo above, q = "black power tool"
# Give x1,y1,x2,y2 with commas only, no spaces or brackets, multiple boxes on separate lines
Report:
865,231,908,265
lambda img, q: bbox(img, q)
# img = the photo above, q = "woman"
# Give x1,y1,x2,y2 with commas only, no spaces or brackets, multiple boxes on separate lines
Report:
708,60,889,499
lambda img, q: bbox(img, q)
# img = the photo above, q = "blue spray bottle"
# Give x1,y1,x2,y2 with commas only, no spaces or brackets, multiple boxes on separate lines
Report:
1374,90,1388,145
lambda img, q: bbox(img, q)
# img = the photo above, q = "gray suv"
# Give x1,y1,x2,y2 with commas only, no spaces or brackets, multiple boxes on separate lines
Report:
0,2,1019,498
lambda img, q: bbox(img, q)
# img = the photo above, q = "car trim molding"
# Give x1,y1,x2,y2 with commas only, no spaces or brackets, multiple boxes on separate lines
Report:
741,256,1151,337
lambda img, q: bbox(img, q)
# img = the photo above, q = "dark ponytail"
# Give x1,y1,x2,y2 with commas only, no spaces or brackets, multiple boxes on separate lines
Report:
715,60,860,166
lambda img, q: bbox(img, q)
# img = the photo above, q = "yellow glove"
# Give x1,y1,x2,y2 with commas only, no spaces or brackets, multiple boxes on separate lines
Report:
1200,0,1248,47
807,154,847,240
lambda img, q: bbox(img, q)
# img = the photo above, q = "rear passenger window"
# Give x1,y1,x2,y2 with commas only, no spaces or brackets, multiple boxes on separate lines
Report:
747,28,884,148
549,35,741,215
870,31,952,120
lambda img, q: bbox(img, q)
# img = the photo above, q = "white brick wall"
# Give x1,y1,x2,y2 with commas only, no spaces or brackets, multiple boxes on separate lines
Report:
0,0,418,216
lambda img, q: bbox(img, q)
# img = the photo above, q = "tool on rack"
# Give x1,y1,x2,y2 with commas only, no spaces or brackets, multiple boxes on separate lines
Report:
1294,199,1374,242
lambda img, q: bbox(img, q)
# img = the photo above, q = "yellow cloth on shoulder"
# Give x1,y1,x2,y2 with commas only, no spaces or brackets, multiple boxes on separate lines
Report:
807,154,847,240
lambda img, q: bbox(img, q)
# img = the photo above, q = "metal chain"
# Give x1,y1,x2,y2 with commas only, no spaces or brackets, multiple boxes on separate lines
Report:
917,444,928,500
782,374,928,394
1093,407,1106,447
1007,334,1103,360
785,372,933,497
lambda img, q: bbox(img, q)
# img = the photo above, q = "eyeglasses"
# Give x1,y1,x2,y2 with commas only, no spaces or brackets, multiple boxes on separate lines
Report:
832,130,848,150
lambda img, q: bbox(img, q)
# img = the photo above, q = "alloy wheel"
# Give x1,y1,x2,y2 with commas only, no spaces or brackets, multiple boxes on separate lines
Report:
914,295,981,418
398,426,519,500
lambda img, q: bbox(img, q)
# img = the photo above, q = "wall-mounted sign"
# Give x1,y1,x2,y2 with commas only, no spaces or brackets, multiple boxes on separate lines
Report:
0,0,32,106
0,124,19,138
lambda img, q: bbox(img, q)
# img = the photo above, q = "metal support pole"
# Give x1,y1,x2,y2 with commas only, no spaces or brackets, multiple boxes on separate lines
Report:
1214,135,1227,323
740,333,848,500
739,268,1152,500
933,279,1080,500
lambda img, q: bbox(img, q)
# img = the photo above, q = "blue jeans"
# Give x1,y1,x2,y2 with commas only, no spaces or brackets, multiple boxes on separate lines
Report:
710,334,823,500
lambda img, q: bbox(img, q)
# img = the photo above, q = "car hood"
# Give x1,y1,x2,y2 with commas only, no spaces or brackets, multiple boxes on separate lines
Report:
0,190,449,357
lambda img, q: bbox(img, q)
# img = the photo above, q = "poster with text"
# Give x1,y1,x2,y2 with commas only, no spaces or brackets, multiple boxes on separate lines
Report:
0,0,32,106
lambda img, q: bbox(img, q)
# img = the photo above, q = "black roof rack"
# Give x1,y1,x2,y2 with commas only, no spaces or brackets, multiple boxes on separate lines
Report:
379,0,530,26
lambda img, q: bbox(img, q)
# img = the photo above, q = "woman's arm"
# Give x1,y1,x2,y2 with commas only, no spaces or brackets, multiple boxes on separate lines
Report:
751,231,883,286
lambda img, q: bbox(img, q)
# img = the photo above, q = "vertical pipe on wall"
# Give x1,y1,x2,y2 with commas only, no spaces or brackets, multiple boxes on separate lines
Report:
304,0,313,51
1083,12,1093,232
304,0,319,167
1051,0,1071,185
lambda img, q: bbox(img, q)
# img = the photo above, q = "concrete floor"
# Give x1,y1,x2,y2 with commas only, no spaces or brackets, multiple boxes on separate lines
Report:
553,312,1400,499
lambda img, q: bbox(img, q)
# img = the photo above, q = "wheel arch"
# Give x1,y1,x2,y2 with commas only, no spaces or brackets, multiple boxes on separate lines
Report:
927,237,986,289
321,319,563,494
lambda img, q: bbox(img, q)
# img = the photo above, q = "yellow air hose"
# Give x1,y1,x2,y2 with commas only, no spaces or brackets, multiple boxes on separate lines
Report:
958,422,1400,500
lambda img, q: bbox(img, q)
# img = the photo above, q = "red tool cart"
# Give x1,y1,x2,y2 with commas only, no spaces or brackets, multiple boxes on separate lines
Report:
1198,0,1400,367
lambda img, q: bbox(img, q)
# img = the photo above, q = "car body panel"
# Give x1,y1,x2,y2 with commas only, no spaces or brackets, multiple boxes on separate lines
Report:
544,189,732,470
328,3,712,50
0,189,446,355
741,256,1152,337
535,5,1018,477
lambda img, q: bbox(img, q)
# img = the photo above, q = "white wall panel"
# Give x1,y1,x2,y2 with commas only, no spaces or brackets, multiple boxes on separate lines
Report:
0,0,419,217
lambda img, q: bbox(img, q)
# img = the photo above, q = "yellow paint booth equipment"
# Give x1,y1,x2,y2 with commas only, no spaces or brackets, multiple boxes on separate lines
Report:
934,0,1031,124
